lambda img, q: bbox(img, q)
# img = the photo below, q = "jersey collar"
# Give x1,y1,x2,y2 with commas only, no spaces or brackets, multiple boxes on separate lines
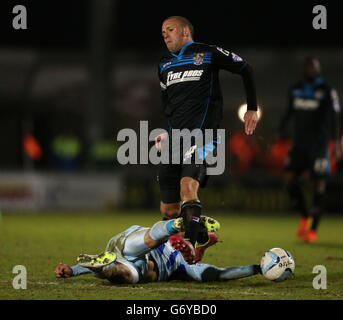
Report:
171,40,194,59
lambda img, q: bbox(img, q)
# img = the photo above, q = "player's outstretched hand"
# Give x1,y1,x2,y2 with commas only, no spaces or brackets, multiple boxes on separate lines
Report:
54,263,73,278
243,110,259,135
155,132,168,153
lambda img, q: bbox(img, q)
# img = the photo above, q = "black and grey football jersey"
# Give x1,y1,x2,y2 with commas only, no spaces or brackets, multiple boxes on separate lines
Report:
279,77,340,151
158,41,257,131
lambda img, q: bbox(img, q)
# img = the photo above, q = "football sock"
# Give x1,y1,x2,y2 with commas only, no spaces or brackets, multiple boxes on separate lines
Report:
196,231,209,246
181,200,202,247
287,182,308,218
122,219,188,256
196,221,210,245
149,220,179,241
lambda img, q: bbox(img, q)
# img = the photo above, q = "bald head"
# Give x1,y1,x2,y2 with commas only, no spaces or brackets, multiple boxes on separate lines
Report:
163,16,194,38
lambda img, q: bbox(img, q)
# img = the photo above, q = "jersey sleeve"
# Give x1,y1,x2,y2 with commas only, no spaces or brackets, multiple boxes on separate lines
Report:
158,64,170,131
211,45,257,110
71,265,95,276
211,46,248,74
158,64,167,93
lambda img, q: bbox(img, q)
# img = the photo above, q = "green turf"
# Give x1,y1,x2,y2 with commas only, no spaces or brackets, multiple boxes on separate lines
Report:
0,211,342,300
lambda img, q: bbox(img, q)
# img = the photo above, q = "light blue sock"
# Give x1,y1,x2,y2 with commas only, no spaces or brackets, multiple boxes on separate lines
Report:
149,220,178,241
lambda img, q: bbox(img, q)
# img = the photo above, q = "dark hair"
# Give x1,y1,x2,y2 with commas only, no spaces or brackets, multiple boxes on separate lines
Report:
163,16,194,38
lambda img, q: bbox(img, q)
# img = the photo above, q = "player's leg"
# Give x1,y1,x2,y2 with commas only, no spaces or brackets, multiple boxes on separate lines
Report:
160,202,181,220
180,176,202,247
305,153,330,243
157,162,197,262
122,219,184,257
158,159,219,263
284,148,312,238
285,171,308,218
157,163,182,219
310,177,326,230
181,261,261,282
180,158,211,247
304,178,326,243
284,170,310,238
305,158,328,242
179,161,220,263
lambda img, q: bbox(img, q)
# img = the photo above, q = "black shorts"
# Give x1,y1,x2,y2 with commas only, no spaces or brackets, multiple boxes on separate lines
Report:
157,136,218,204
157,162,209,204
284,146,331,177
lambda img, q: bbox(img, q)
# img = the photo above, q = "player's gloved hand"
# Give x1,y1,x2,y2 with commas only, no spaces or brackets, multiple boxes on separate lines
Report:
54,263,73,278
155,132,168,153
243,110,258,135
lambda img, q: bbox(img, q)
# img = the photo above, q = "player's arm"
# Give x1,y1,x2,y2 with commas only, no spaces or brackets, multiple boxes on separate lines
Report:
155,65,169,151
158,65,168,108
54,263,95,278
329,88,341,159
179,261,261,282
212,46,258,135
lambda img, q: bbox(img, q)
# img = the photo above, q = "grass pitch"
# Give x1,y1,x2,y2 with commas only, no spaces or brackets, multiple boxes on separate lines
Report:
0,211,342,300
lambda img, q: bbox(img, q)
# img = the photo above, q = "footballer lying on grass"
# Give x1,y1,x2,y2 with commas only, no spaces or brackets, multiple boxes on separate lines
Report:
54,217,262,284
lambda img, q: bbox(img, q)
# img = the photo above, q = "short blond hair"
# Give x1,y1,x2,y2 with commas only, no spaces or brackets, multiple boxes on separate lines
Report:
163,16,194,38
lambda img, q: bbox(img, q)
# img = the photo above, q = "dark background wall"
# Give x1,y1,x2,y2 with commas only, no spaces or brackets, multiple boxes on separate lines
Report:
0,1,342,212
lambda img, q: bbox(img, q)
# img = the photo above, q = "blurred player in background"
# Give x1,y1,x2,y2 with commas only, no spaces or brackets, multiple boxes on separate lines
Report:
54,217,261,284
155,16,258,262
278,57,341,243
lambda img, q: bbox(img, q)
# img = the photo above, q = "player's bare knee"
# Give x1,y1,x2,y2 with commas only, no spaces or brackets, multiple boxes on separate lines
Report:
160,202,180,219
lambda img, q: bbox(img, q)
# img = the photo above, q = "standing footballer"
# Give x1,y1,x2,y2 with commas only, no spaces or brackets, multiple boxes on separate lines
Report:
155,16,259,263
278,56,341,243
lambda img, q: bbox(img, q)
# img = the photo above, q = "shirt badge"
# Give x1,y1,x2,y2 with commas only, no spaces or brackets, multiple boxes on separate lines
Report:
193,53,204,65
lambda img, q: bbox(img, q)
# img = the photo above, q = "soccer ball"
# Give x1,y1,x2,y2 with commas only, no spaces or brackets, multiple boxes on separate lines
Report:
260,248,295,281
